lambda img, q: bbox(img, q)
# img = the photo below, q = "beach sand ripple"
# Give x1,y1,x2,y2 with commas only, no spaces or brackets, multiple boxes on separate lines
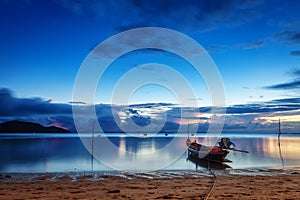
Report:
0,170,299,199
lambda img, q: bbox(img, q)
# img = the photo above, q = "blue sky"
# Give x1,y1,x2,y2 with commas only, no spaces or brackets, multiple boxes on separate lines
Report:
0,0,300,133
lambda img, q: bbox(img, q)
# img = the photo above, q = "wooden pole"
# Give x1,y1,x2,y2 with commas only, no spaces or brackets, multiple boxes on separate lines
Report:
277,118,284,167
91,121,95,171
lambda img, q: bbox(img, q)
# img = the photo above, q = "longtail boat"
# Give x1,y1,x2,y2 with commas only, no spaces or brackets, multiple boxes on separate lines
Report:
186,137,242,163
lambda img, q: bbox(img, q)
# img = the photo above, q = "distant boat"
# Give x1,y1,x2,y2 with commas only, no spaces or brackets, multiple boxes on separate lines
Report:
186,137,232,163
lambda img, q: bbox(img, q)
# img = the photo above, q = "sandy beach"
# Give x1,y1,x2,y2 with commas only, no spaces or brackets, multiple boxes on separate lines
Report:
1,170,300,200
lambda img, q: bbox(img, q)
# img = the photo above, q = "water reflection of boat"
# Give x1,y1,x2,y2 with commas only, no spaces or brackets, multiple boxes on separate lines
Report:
187,154,231,170
186,137,234,163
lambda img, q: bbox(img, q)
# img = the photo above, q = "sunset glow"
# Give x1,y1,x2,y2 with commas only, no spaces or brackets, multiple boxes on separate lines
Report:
257,115,300,124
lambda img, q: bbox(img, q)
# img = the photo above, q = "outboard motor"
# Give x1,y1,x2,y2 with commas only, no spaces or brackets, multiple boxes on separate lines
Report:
219,137,235,149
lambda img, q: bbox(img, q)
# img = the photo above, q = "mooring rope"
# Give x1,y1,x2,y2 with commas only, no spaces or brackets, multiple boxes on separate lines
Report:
185,139,217,200
203,160,217,200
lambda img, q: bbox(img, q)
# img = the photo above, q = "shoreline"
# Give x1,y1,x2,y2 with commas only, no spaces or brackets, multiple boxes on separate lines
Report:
1,169,300,199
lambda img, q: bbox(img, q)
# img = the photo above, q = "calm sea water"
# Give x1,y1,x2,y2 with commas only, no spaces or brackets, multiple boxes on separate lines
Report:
0,133,299,173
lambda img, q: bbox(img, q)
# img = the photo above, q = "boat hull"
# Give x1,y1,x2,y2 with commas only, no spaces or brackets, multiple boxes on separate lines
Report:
187,155,231,170
188,147,229,163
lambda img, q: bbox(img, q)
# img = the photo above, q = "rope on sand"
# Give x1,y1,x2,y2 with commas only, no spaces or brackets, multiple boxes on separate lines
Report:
203,161,217,200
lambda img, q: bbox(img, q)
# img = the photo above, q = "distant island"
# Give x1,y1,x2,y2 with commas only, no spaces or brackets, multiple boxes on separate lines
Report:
0,120,71,133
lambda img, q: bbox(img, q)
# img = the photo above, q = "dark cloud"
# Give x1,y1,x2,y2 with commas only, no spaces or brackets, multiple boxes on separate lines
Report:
205,44,228,54
72,98,300,133
0,88,71,116
291,50,300,56
225,103,299,114
264,69,300,90
55,0,264,33
1,88,300,133
223,123,247,130
123,0,264,32
264,79,300,90
126,108,151,127
0,88,75,131
280,20,300,29
291,32,300,42
271,97,300,104
159,121,180,133
129,103,175,109
273,30,300,45
79,0,265,60
0,88,15,116
130,115,151,127
241,40,264,49
90,30,203,59
290,69,300,76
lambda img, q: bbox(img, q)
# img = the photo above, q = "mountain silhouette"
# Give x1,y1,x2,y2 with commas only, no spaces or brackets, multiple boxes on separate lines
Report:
0,120,70,133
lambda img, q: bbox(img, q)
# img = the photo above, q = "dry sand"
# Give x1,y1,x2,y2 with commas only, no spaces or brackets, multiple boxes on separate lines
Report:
0,171,300,200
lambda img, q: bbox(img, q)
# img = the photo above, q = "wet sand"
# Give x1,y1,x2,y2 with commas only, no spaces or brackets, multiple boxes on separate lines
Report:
1,170,300,200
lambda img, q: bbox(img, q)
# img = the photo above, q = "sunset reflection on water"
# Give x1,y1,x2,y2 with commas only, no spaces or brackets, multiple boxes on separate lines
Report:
0,133,299,172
